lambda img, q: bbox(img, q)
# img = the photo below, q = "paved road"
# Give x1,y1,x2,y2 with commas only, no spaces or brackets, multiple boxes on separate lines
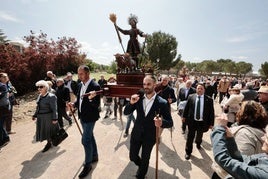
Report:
0,101,222,179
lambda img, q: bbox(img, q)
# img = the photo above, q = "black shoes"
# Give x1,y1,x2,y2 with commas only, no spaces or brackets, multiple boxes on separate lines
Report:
0,137,10,148
185,154,191,160
79,165,92,178
42,142,51,153
68,120,72,125
123,132,129,138
92,156,99,163
196,144,201,150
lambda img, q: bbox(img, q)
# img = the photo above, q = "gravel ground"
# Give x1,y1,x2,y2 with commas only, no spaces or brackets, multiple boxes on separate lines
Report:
0,96,222,179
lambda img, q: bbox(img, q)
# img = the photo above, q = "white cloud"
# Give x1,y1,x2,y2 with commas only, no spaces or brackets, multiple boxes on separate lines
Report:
79,41,119,65
0,11,22,23
226,36,249,43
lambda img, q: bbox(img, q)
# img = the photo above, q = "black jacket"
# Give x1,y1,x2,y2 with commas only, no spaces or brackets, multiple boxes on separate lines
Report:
124,95,173,142
55,85,70,107
183,94,214,132
75,80,100,123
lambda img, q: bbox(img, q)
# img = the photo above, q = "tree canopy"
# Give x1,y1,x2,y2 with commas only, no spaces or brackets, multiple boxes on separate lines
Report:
144,31,180,70
259,62,268,78
0,29,9,44
0,30,86,95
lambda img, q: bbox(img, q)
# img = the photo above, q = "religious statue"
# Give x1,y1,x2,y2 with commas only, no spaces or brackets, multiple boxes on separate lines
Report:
110,13,147,69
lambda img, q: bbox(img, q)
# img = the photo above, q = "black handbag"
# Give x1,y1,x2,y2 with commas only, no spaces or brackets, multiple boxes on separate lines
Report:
52,128,68,146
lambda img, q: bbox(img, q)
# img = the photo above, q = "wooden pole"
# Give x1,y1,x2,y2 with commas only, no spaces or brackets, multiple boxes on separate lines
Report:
114,24,126,53
155,125,159,179
68,105,83,136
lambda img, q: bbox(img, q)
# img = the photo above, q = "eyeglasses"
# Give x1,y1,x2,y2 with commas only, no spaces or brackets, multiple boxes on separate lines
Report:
37,86,44,89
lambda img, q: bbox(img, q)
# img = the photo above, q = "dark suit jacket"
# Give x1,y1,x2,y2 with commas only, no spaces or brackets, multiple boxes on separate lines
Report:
75,80,100,123
178,87,196,102
124,95,173,143
158,85,177,104
183,94,214,132
56,85,70,107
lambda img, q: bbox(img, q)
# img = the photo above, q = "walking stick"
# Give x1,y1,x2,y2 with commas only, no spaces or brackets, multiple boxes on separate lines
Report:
109,13,126,53
68,104,83,136
155,112,160,179
169,102,173,140
155,125,159,179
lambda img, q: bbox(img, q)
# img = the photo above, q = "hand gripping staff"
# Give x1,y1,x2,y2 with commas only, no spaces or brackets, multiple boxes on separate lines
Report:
67,90,104,136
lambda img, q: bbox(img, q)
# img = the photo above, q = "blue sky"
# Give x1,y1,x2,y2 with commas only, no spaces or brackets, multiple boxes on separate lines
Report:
1,0,268,72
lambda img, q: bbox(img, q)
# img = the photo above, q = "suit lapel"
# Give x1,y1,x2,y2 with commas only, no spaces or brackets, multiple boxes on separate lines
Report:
137,97,145,116
146,96,159,118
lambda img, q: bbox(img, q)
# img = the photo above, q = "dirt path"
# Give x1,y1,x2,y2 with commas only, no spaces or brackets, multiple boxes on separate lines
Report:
0,96,222,179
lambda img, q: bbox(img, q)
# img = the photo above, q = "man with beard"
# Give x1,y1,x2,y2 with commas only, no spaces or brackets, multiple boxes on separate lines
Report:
124,75,173,179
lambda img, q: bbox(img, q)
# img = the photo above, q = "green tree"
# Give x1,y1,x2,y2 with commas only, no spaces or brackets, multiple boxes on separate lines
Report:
0,29,9,44
108,60,117,74
145,31,179,70
184,62,197,72
260,62,268,78
198,60,218,74
224,61,236,75
236,61,252,77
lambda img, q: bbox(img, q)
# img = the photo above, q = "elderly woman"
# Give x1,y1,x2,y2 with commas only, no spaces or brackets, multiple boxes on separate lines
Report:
211,114,268,179
222,87,244,127
231,100,268,155
32,80,58,152
212,101,268,178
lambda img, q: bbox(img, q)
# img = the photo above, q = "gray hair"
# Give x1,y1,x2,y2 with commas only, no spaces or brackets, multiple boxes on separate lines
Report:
35,80,49,90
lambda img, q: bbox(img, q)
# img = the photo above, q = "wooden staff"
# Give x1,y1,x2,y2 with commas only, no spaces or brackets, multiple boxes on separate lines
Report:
155,125,159,179
82,90,103,97
168,94,173,140
109,13,125,53
68,104,83,136
155,112,161,179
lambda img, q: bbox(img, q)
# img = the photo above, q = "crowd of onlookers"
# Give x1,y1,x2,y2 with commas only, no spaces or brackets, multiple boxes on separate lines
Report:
1,69,268,178
172,74,268,178
0,72,18,149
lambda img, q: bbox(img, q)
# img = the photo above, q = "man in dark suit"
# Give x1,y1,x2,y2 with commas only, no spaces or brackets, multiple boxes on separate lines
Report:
177,80,196,134
124,75,173,179
70,65,100,178
55,78,72,128
182,83,214,160
157,75,177,111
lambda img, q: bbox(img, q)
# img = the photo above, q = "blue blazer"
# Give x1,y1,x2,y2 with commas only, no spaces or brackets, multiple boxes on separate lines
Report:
75,80,100,123
124,94,173,143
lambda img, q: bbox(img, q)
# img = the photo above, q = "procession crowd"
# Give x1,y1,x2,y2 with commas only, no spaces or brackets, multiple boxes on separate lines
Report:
1,66,268,178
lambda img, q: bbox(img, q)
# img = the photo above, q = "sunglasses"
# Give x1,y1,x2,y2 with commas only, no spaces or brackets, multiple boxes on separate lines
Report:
37,86,44,89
